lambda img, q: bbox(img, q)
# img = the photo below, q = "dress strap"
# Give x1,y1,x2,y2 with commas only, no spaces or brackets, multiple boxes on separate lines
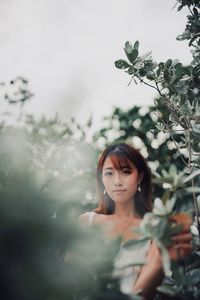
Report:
88,211,96,227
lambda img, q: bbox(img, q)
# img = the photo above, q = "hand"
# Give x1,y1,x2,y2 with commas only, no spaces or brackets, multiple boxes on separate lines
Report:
168,228,193,261
167,212,193,261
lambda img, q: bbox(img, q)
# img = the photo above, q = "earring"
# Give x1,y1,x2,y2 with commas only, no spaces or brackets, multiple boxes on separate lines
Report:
138,184,141,192
103,189,107,195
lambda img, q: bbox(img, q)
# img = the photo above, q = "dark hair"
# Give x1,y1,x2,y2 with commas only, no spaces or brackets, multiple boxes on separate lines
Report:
95,143,152,216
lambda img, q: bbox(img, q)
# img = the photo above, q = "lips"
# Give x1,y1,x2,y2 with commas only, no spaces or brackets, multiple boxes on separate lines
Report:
113,189,126,192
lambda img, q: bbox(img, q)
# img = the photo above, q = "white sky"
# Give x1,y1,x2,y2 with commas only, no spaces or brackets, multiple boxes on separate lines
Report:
0,0,191,132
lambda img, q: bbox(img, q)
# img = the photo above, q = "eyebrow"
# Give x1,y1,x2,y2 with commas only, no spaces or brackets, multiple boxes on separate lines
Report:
103,166,132,170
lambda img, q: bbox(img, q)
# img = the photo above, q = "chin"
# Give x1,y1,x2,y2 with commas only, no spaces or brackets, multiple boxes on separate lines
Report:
113,198,129,204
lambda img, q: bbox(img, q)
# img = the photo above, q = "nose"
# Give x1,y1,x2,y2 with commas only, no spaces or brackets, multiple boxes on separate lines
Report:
114,173,123,186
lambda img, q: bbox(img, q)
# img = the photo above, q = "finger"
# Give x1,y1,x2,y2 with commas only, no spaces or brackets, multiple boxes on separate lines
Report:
169,243,193,261
175,243,193,251
172,227,191,236
181,227,192,233
172,233,192,243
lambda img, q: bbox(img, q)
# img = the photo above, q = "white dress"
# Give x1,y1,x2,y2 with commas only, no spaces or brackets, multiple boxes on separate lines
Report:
87,211,150,294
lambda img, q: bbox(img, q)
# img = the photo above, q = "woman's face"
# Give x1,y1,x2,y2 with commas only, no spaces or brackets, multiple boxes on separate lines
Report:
102,156,143,204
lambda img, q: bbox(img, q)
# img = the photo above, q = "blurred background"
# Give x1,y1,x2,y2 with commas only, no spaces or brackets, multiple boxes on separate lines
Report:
0,0,191,131
1,1,200,300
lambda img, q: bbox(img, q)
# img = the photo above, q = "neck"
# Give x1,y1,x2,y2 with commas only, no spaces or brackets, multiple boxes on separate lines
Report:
114,202,139,218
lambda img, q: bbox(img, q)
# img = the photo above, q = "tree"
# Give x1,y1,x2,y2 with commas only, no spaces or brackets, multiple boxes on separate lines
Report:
114,0,200,298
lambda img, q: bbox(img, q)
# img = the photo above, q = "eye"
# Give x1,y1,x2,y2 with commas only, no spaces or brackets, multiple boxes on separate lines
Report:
104,171,113,176
122,168,132,175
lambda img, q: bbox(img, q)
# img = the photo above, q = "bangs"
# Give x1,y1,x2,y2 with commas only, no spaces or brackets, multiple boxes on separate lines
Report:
108,154,133,171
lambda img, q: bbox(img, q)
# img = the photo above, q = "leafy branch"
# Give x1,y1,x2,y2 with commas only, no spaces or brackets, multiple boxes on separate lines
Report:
115,36,200,234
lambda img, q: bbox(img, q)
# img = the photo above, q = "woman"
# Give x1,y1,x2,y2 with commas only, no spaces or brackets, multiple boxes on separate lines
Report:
79,143,192,300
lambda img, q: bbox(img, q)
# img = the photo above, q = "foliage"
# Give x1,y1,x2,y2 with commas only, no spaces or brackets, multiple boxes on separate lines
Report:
0,77,146,300
0,129,142,300
114,0,200,299
1,1,200,299
92,105,194,208
0,78,98,211
0,76,33,105
93,105,177,171
157,257,200,300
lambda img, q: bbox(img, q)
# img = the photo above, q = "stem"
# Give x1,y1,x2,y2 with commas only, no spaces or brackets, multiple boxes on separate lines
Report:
127,75,134,87
155,80,165,97
136,77,164,97
188,6,193,16
135,73,200,233
168,126,188,167
153,98,188,166
187,128,200,232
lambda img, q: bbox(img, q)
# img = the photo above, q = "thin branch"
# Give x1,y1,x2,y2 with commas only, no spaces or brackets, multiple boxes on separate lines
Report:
136,76,164,97
187,129,200,232
136,70,200,231
153,99,188,166
127,75,134,87
188,5,193,16
155,80,165,97
167,101,189,130
167,126,188,167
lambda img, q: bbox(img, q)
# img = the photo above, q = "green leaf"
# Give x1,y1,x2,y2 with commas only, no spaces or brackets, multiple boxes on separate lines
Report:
161,190,171,204
157,285,177,296
172,269,185,284
133,40,139,50
179,102,192,116
185,269,200,286
192,123,200,135
115,59,130,69
161,169,170,178
183,66,191,76
189,33,200,46
124,47,139,63
183,169,200,184
127,66,134,75
134,60,144,70
169,164,177,177
177,30,191,41
166,59,172,68
156,240,171,274
155,122,165,131
156,218,168,239
124,41,132,53
164,69,170,83
140,51,152,60
193,7,198,16
146,71,156,80
185,187,200,193
129,49,139,63
175,63,183,77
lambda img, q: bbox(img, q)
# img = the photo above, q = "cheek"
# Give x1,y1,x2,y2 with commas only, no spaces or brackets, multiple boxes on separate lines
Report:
127,173,139,184
102,177,111,189
102,178,114,196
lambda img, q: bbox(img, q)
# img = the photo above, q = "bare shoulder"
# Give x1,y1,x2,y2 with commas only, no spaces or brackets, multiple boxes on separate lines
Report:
78,212,90,224
79,211,110,225
93,213,111,225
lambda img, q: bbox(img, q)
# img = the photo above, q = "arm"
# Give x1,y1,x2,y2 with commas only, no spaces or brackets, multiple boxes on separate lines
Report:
133,229,193,300
133,242,164,300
